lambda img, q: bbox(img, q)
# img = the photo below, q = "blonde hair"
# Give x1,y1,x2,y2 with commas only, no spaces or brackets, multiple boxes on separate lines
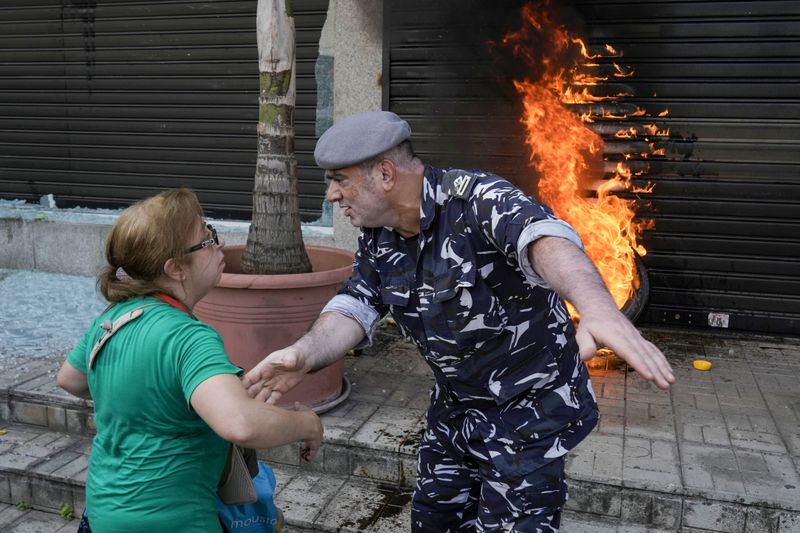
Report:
99,188,203,302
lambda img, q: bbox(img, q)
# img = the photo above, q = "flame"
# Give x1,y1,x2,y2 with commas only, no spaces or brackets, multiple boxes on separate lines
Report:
502,1,666,314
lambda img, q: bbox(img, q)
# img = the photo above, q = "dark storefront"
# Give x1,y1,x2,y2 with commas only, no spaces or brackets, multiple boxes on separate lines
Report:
385,1,800,335
0,0,328,221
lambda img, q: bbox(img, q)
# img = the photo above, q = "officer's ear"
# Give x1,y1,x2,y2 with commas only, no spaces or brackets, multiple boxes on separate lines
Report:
376,159,397,191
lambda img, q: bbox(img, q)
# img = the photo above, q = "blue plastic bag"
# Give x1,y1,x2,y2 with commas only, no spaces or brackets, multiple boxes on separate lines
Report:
216,462,285,532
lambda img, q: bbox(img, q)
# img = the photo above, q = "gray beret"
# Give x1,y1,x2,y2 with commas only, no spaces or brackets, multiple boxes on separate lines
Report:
314,111,411,170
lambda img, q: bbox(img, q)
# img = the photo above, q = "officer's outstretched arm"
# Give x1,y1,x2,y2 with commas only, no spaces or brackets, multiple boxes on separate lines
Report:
242,311,365,403
528,236,675,390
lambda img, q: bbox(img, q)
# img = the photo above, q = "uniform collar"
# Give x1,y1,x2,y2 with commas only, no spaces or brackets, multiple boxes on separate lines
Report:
419,165,443,233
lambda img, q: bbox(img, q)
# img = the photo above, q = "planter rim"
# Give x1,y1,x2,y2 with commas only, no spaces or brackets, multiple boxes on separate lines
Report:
217,244,354,290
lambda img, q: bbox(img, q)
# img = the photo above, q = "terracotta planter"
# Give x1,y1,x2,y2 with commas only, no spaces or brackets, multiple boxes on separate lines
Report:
194,245,354,412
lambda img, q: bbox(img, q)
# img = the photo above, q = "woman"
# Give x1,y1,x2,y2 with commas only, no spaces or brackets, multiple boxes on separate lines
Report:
57,188,323,532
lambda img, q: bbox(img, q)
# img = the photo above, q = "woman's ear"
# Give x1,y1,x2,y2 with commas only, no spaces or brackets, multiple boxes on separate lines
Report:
163,258,186,282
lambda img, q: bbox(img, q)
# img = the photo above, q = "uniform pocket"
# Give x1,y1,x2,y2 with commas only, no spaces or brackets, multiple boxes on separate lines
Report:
380,277,410,307
486,345,559,405
432,265,475,304
481,457,568,514
474,412,570,485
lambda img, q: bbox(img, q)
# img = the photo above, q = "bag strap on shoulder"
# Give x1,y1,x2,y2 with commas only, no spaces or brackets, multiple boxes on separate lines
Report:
88,303,160,369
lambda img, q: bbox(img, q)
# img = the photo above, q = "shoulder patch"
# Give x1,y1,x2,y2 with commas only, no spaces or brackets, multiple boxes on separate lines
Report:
442,169,479,199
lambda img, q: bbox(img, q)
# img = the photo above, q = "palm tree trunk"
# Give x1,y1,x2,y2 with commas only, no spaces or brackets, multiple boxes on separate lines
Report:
241,0,312,275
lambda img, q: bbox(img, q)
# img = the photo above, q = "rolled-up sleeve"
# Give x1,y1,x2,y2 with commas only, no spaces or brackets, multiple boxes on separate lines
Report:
516,219,584,287
469,176,584,288
321,294,381,347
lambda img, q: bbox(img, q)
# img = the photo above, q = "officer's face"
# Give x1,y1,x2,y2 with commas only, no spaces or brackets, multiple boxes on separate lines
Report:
325,164,389,228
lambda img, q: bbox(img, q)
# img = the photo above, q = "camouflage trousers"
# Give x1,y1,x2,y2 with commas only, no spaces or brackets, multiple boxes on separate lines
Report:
411,374,598,532
412,426,567,532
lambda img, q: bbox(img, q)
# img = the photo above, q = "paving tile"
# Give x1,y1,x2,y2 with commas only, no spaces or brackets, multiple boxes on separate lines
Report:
744,507,782,533
624,401,677,441
50,454,89,482
270,464,298,498
46,407,67,433
314,478,393,532
29,475,74,512
561,512,621,532
0,471,10,502
622,437,681,492
733,449,769,473
0,503,27,527
259,442,301,467
750,453,800,509
13,372,63,396
0,453,40,471
64,409,90,436
565,479,621,518
703,425,733,447
762,392,800,457
730,429,788,454
30,451,81,476
6,509,74,532
779,512,800,533
367,499,413,532
650,493,683,530
618,489,682,530
273,471,347,527
9,403,48,427
683,497,746,533
399,455,417,488
20,433,77,459
321,443,350,476
8,472,31,507
350,447,401,484
567,431,623,484
682,442,743,495
319,400,380,445
0,361,56,391
597,397,625,435
350,405,424,453
346,370,407,405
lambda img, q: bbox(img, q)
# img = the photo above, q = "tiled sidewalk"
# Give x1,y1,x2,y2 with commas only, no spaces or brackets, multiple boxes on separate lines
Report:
260,325,800,531
0,266,799,531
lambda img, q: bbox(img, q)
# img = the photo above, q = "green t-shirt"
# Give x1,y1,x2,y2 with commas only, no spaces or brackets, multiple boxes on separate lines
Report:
67,296,241,533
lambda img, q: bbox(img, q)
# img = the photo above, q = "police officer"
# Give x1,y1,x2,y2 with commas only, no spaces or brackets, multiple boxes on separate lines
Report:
243,111,675,532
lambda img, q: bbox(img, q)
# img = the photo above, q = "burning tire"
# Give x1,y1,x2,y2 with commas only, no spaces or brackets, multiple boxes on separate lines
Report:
620,253,649,323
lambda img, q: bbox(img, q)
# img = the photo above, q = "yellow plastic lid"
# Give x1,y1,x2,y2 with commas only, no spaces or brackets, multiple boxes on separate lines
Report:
693,359,712,371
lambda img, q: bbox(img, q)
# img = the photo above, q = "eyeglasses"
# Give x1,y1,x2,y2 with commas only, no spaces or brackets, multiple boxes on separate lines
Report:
187,224,219,253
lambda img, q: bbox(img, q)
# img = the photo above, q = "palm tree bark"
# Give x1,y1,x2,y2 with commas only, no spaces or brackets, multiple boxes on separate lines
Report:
241,0,312,275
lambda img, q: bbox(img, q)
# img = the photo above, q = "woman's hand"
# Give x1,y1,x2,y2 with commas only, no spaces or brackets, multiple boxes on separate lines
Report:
294,403,324,462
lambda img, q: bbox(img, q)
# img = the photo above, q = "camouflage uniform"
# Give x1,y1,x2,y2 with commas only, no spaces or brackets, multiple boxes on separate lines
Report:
323,166,599,532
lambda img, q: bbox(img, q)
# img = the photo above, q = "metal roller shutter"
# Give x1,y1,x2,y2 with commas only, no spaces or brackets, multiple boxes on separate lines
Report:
0,0,328,221
385,0,799,335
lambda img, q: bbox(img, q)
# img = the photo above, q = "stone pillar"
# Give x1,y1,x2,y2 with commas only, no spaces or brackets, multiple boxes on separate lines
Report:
317,0,383,252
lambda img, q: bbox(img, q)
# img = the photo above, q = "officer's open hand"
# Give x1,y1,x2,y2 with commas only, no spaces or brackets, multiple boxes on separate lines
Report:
242,346,310,404
576,309,675,390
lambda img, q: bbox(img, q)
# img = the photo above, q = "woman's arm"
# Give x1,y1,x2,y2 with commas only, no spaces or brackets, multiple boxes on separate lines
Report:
56,361,92,400
190,373,323,459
